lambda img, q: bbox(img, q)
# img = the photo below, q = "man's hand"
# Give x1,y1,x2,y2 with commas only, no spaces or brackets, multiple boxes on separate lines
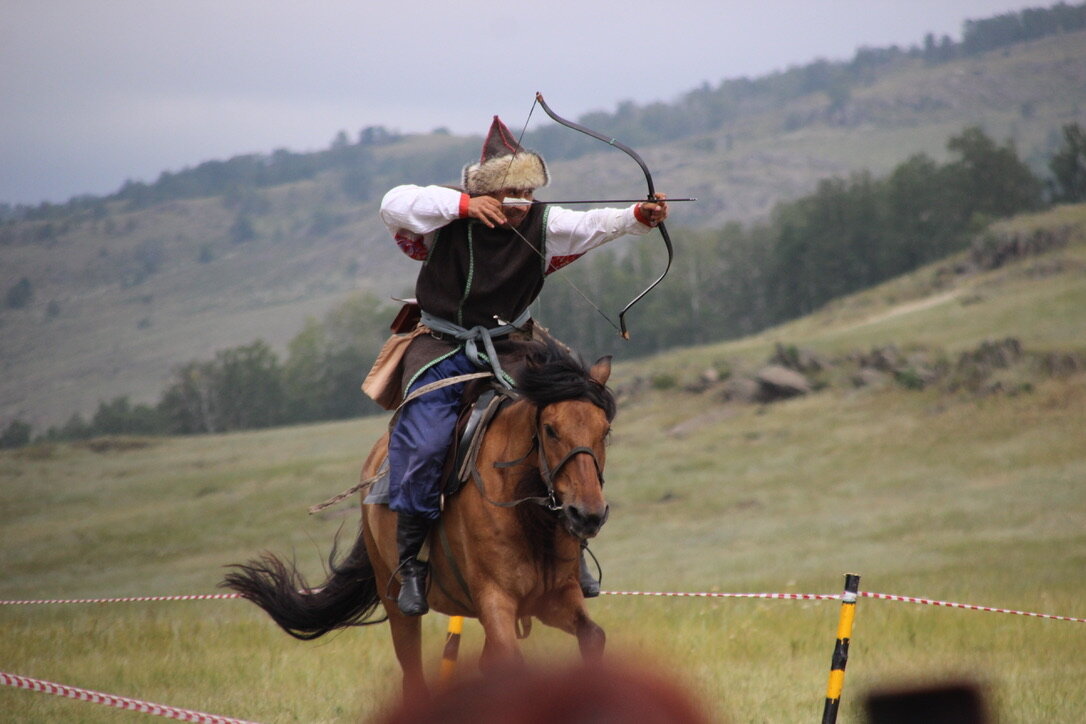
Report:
637,194,669,227
467,195,507,228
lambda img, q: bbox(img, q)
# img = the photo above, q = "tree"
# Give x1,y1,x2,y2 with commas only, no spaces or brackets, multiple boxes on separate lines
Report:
158,340,285,433
229,214,256,244
158,360,220,433
0,419,32,449
91,396,162,435
213,341,285,430
884,153,966,266
283,293,388,422
945,126,1043,223
1048,123,1086,203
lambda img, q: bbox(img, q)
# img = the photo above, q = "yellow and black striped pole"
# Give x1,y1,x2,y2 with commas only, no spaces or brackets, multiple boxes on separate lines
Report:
822,573,860,724
438,616,464,686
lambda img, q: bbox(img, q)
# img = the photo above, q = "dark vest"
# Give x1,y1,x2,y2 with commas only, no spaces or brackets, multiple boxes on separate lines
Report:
414,203,547,329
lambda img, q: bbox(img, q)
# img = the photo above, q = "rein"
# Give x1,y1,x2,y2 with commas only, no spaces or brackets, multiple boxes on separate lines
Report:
475,406,604,512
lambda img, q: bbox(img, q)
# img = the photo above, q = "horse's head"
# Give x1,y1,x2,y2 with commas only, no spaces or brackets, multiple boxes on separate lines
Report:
539,396,610,537
520,350,615,540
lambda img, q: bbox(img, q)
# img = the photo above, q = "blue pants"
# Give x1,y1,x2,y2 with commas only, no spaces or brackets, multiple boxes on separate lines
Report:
387,351,477,520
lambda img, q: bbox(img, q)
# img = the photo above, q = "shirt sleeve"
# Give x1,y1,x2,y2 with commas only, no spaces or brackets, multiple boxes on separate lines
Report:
543,205,654,274
380,185,470,260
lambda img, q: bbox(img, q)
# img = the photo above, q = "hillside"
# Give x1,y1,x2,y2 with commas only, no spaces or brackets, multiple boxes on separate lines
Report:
2,204,1083,722
2,28,1086,429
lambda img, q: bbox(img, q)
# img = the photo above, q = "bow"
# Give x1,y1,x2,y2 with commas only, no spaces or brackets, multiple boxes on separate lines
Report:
534,92,674,339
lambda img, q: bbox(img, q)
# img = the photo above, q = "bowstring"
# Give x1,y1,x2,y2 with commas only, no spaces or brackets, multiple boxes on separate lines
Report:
496,98,622,334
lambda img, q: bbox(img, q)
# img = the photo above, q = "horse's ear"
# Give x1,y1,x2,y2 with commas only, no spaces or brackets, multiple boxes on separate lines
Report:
589,355,612,386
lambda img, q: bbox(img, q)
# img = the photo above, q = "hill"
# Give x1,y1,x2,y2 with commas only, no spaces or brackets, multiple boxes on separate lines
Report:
3,25,1086,429
2,203,1083,721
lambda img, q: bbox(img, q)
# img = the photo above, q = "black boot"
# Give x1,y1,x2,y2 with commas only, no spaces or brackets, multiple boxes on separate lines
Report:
396,514,432,616
579,542,600,598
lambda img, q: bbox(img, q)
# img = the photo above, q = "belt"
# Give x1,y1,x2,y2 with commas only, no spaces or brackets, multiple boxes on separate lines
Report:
420,309,532,389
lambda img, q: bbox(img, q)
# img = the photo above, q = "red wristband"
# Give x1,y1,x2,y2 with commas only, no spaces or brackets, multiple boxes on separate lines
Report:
634,203,654,227
459,193,471,219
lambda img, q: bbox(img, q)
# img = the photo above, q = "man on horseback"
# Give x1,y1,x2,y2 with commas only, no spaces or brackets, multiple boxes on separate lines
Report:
377,116,668,616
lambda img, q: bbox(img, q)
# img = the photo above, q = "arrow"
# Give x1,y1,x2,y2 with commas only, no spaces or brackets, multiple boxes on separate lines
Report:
501,197,697,206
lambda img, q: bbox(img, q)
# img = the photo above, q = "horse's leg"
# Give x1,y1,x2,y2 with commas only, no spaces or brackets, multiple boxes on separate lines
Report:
364,500,429,698
385,610,428,697
474,589,524,671
535,589,606,662
574,607,606,661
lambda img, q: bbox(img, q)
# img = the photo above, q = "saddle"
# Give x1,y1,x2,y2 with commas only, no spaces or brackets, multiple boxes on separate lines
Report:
363,381,512,506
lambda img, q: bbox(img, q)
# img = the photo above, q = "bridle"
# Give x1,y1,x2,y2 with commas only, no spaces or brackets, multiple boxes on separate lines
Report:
533,407,606,510
480,403,606,512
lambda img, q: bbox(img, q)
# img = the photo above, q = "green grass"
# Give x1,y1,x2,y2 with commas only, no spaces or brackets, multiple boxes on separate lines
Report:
3,208,1085,722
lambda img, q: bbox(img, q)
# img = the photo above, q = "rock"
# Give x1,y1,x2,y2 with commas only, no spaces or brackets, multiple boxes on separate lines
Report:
721,376,761,404
970,226,1071,271
755,364,811,401
852,368,888,389
770,343,825,373
684,367,722,393
859,345,902,372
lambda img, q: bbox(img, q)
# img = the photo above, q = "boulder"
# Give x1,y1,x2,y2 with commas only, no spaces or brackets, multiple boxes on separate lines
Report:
721,376,761,404
770,343,825,373
755,364,811,401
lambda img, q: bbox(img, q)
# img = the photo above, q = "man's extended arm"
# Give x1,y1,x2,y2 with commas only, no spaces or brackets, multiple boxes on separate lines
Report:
542,204,658,273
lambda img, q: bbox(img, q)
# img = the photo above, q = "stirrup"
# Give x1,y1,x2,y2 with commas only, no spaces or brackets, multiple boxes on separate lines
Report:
579,546,601,598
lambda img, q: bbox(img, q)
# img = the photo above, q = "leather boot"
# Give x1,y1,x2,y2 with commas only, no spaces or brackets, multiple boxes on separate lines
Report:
396,513,432,616
579,542,600,598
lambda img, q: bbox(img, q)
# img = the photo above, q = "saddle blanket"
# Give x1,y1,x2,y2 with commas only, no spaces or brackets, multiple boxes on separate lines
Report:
363,461,392,505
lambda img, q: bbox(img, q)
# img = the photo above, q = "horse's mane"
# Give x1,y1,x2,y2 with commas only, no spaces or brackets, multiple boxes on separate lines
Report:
510,339,615,581
514,340,616,420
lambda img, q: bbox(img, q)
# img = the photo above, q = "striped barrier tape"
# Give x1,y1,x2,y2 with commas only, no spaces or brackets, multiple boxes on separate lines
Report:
2,589,1083,622
1,593,242,605
600,590,840,601
859,591,1086,623
0,672,259,724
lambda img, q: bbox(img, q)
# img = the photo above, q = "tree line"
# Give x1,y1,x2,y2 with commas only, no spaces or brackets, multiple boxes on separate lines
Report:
1,294,393,447
2,122,1084,448
526,2,1086,162
534,123,1082,357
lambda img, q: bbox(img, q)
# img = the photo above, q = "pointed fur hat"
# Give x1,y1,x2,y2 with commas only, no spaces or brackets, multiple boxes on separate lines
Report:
462,116,549,195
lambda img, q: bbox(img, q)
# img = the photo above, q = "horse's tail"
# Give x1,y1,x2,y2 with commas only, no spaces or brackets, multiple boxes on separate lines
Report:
221,528,384,640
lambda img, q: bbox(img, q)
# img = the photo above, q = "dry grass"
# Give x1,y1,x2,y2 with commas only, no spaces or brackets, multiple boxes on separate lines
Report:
2,209,1085,722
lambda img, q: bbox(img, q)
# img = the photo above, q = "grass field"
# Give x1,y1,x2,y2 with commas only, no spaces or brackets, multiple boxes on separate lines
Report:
3,206,1085,722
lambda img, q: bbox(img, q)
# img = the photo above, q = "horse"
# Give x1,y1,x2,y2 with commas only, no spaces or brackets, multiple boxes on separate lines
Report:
222,341,616,697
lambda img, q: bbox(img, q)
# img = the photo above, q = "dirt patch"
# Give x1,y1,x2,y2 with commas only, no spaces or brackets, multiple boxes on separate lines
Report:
837,290,960,334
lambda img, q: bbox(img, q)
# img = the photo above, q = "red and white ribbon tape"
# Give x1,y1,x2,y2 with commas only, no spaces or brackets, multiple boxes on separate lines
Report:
0,672,260,723
859,591,1086,623
0,593,241,605
599,589,1085,623
2,589,1082,623
600,590,839,601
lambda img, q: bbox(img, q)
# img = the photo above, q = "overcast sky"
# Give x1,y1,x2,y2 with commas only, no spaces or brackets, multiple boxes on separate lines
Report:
1,0,1044,206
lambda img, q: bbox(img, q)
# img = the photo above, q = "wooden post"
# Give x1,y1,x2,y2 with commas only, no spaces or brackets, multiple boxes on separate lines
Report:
822,574,860,724
438,616,464,686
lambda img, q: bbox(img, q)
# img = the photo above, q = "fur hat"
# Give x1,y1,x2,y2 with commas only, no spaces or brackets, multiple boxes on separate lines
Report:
462,116,549,195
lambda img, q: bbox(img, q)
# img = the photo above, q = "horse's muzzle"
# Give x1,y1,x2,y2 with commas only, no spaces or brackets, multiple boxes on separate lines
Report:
563,503,610,539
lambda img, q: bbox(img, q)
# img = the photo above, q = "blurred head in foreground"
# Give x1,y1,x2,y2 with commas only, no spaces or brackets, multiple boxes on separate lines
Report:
865,681,990,724
376,659,715,724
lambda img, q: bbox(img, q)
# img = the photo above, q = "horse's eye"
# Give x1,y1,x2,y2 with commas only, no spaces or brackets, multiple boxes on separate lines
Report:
544,423,559,440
